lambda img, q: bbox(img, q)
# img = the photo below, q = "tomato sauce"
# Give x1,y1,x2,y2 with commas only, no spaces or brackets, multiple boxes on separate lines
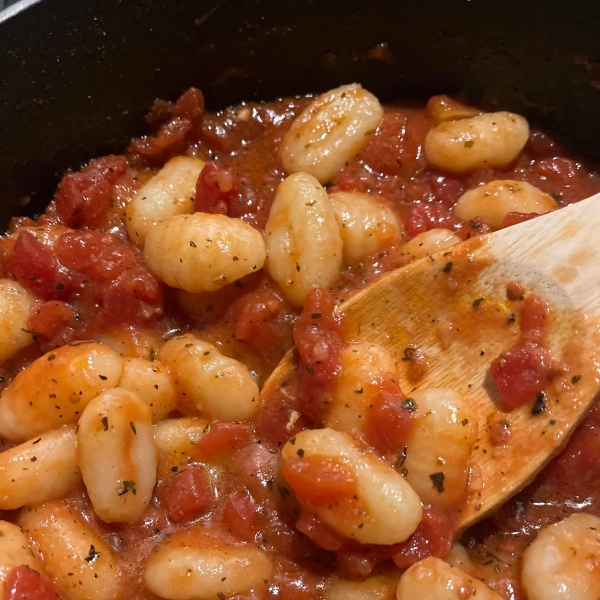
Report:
2,88,600,600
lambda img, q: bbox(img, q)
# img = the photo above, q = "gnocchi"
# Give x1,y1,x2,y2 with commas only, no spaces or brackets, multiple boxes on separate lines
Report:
279,83,384,184
265,172,343,306
0,521,44,597
402,388,477,508
144,529,273,600
454,180,558,230
521,513,600,600
0,425,80,510
396,557,503,600
424,112,529,172
400,229,461,261
281,428,422,545
127,156,205,246
144,212,266,292
153,417,208,476
160,334,260,421
0,279,38,363
19,501,121,600
0,342,123,442
326,342,397,435
118,357,177,422
77,388,157,523
329,191,401,265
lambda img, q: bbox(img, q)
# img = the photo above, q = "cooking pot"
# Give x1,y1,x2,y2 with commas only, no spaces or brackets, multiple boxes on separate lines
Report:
1,0,599,226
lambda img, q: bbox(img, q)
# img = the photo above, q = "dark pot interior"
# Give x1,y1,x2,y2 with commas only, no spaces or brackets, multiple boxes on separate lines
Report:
1,0,600,225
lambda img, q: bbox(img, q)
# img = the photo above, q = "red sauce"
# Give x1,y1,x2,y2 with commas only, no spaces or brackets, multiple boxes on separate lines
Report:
2,88,600,600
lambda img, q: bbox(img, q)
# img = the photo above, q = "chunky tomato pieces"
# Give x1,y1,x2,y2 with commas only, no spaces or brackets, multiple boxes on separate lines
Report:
194,161,238,215
54,155,127,228
489,295,561,410
282,455,356,505
293,288,344,421
197,423,254,458
223,490,260,541
296,512,346,552
10,229,162,330
389,506,453,569
3,565,59,600
162,467,211,523
364,375,411,455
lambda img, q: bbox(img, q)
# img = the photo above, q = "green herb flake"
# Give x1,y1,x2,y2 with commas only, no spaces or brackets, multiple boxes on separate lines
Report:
443,262,453,273
297,448,305,458
464,140,474,148
472,297,484,309
532,391,547,415
402,398,418,412
85,545,99,563
572,374,582,384
130,421,137,435
101,416,109,431
429,472,446,493
119,480,137,496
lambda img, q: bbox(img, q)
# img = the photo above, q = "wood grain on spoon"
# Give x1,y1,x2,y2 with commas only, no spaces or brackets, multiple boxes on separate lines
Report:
262,192,600,531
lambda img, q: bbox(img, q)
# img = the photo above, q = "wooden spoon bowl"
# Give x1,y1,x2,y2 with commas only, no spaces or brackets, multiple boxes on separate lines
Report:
263,193,600,531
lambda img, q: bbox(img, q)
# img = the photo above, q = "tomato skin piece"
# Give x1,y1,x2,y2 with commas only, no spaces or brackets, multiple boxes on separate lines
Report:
296,511,345,551
197,423,254,458
388,506,453,569
282,455,356,505
293,288,344,421
3,565,59,600
163,467,212,523
223,490,260,542
54,155,127,228
364,375,411,455
194,161,237,215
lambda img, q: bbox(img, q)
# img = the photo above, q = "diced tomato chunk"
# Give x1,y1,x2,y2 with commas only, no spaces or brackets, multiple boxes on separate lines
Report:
101,265,163,326
293,288,344,421
54,155,127,228
282,455,356,504
233,290,281,342
131,117,193,161
197,423,254,458
489,295,561,410
27,301,75,339
3,565,59,600
364,375,411,455
358,112,428,179
10,231,73,300
163,467,211,523
389,506,453,569
296,511,345,551
404,203,491,241
223,490,260,541
194,161,237,215
172,87,205,124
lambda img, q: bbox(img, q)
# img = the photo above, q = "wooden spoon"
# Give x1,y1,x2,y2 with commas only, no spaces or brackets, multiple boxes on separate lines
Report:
262,192,600,531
